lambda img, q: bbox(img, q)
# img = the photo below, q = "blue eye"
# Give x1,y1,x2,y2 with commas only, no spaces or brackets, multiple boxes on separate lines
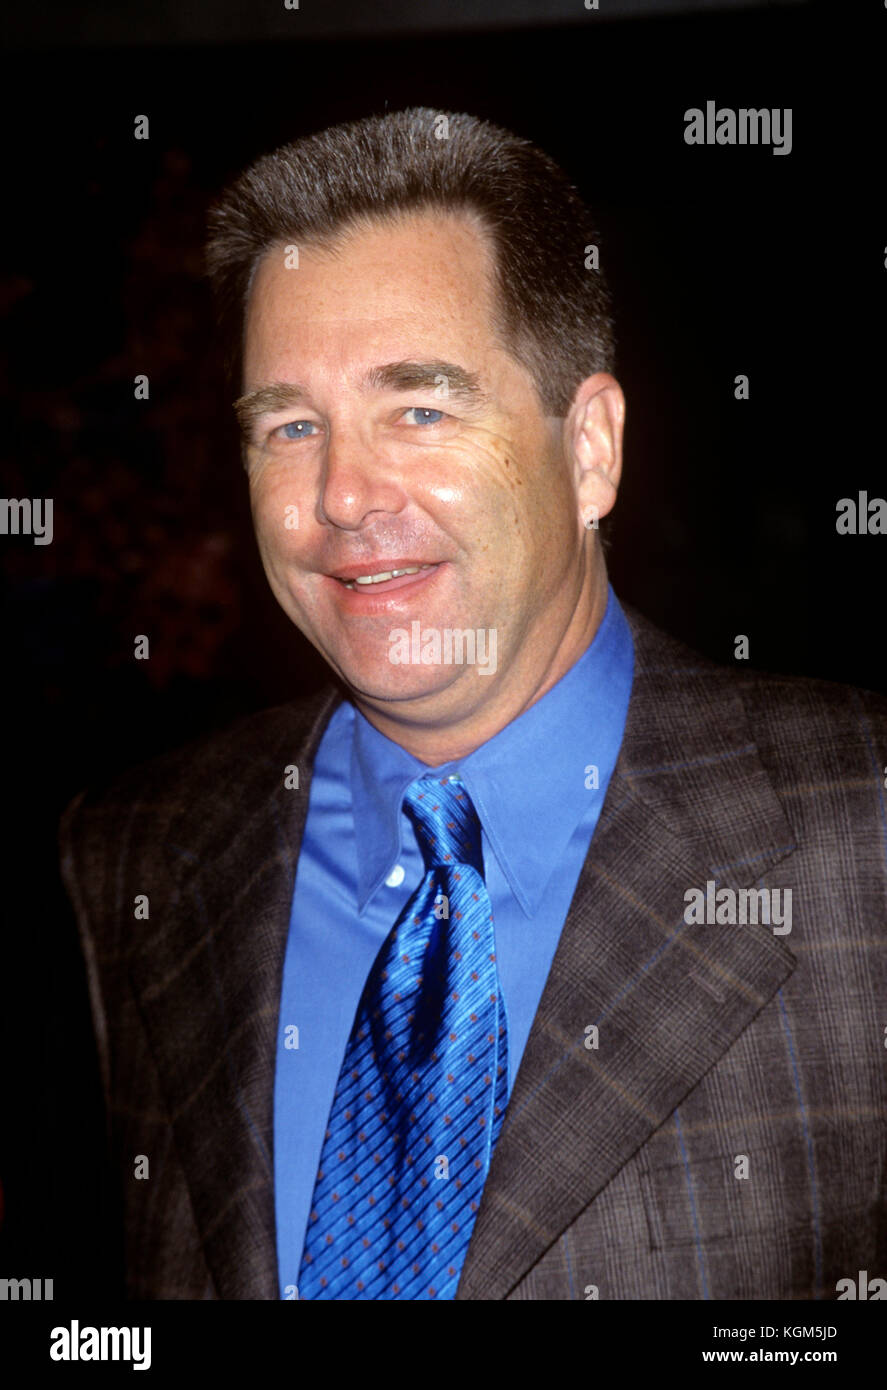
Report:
278,420,317,440
404,407,444,426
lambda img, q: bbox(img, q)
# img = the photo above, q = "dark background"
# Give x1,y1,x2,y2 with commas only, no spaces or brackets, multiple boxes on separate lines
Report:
1,0,883,1294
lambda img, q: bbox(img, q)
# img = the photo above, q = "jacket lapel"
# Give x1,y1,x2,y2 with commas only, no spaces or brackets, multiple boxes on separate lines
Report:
456,606,799,1299
127,683,343,1300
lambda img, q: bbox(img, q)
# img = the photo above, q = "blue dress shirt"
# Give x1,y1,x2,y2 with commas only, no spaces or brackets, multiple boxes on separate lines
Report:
274,584,634,1296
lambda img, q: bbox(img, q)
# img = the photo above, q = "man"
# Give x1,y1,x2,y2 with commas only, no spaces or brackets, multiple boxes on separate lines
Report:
60,109,887,1301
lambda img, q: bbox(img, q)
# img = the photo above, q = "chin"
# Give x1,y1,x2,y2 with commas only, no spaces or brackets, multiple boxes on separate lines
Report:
335,660,464,706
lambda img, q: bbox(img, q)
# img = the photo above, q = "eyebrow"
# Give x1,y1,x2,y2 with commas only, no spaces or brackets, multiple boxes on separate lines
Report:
234,359,489,440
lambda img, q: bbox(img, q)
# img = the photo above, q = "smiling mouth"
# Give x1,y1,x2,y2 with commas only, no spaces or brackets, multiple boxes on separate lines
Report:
334,563,438,591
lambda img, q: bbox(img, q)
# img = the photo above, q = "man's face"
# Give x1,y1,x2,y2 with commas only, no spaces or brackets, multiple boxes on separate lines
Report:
240,211,604,733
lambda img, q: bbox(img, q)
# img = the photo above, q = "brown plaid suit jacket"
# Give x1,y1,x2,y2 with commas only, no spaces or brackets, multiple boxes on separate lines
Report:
59,603,887,1299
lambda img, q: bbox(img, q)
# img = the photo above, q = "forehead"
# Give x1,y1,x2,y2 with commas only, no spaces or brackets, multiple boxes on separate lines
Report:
242,210,505,382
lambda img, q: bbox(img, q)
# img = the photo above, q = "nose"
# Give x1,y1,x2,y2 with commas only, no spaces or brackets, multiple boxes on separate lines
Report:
317,425,408,530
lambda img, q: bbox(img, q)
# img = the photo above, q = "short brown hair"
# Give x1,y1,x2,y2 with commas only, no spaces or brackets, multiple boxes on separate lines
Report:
205,107,615,420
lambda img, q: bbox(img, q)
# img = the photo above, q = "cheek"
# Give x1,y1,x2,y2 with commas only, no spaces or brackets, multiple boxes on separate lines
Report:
443,429,531,510
430,433,560,578
496,454,577,585
476,436,565,538
250,469,306,555
250,503,294,583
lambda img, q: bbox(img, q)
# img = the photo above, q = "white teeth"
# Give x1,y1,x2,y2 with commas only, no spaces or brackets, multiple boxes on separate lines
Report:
341,563,434,590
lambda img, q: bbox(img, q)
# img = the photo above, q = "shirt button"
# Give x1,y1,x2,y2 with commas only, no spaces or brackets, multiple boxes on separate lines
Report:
385,864,406,887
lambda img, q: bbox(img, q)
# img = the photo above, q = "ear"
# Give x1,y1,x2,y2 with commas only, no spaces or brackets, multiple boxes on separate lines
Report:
566,373,625,534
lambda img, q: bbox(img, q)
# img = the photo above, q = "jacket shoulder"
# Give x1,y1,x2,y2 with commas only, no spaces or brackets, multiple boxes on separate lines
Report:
626,600,887,748
625,601,887,816
58,686,341,928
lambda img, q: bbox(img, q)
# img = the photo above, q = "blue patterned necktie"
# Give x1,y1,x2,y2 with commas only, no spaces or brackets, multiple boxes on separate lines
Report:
298,772,509,1300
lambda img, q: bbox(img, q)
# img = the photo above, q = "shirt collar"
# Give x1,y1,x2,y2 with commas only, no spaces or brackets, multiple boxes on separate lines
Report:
351,584,634,916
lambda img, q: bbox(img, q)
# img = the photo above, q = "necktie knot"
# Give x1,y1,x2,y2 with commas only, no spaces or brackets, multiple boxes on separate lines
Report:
403,774,484,878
